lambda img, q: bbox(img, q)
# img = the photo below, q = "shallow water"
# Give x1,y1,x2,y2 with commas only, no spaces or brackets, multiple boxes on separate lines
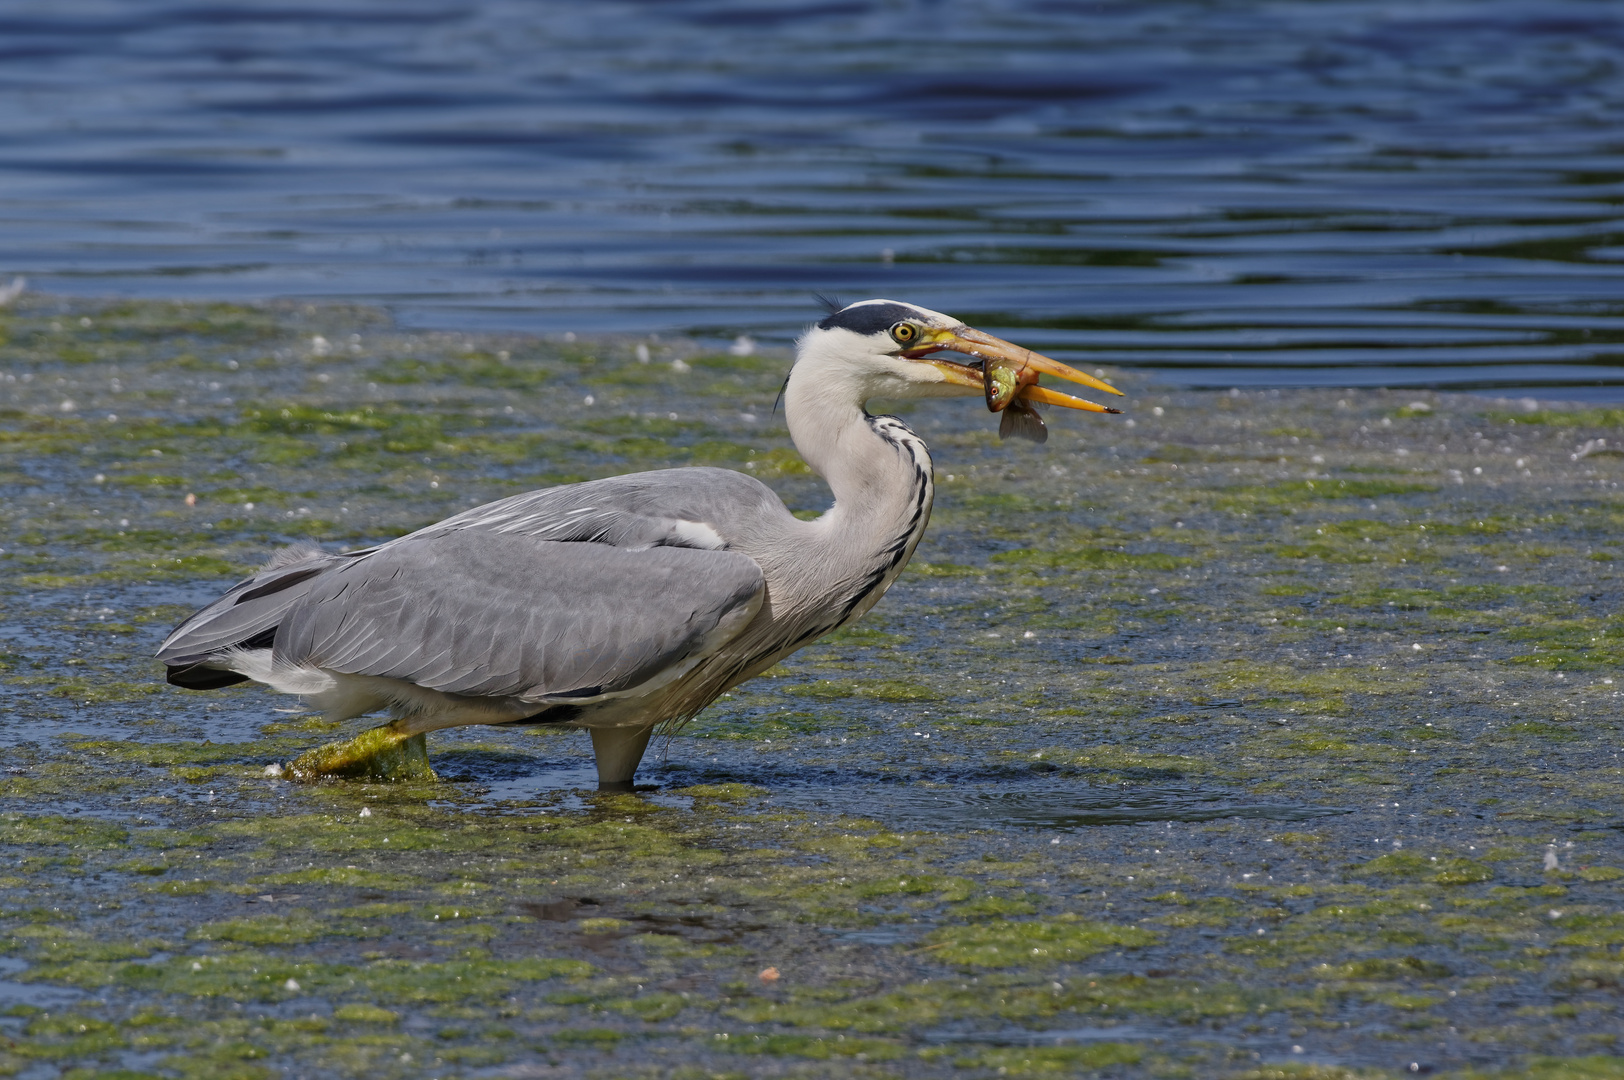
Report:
773,783,1351,831
4,302,1624,1077
7,1,1624,395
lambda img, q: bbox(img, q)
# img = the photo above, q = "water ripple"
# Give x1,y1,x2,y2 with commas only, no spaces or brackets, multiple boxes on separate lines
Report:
4,0,1624,394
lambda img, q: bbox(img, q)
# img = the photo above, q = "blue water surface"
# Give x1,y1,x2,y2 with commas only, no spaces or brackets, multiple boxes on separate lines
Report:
4,0,1624,394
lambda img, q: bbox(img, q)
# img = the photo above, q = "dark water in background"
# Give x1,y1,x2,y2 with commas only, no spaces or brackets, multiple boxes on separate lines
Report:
6,0,1624,396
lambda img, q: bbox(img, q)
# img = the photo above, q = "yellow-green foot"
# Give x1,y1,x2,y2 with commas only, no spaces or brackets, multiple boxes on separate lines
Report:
287,724,437,781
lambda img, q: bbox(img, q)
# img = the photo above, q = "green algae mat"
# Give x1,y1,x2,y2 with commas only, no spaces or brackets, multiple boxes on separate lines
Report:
3,299,1624,1079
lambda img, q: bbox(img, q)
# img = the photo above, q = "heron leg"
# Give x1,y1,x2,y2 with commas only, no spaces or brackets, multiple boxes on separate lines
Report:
589,726,653,790
287,721,437,782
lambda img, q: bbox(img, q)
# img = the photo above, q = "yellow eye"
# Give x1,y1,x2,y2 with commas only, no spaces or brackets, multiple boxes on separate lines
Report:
891,322,918,344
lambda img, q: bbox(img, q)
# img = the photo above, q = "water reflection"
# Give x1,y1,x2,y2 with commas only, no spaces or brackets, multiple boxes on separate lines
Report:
436,742,1346,829
0,958,85,1011
4,1,1624,393
922,1024,1151,1047
771,782,1348,830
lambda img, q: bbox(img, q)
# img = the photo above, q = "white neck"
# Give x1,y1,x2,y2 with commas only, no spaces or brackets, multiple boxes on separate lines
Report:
780,334,935,582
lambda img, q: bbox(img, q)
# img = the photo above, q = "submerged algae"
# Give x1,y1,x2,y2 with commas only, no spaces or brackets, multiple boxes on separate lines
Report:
923,916,1161,967
3,300,1624,1077
287,727,436,782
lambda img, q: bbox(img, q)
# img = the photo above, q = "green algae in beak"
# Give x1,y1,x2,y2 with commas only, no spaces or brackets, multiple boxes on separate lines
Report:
287,723,437,782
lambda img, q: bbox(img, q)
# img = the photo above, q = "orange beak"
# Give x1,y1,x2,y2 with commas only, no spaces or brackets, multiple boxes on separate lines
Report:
908,325,1124,415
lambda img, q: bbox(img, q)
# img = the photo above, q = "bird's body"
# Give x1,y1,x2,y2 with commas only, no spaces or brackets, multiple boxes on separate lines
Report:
158,300,1120,785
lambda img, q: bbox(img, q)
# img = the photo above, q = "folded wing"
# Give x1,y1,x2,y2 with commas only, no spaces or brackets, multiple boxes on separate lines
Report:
271,530,764,700
159,468,781,698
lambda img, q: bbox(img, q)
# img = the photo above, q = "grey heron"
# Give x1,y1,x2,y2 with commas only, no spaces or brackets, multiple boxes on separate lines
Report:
157,300,1122,787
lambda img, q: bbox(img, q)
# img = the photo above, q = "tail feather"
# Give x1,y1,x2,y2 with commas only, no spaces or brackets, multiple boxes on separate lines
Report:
157,545,341,679
166,665,251,690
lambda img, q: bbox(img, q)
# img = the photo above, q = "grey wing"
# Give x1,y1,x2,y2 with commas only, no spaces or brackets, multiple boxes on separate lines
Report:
411,467,793,549
158,466,786,691
157,545,353,684
272,529,765,701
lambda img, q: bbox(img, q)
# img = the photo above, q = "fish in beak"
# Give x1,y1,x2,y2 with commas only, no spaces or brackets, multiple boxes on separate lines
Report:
905,325,1124,443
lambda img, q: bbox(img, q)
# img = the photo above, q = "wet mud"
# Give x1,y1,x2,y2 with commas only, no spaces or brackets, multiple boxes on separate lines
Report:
2,298,1624,1078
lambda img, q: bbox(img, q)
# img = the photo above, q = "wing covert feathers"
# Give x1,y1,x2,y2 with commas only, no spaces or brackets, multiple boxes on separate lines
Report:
157,545,344,670
276,533,763,699
158,468,785,700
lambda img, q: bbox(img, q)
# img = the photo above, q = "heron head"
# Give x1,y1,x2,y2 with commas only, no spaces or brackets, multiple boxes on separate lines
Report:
797,299,1123,439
